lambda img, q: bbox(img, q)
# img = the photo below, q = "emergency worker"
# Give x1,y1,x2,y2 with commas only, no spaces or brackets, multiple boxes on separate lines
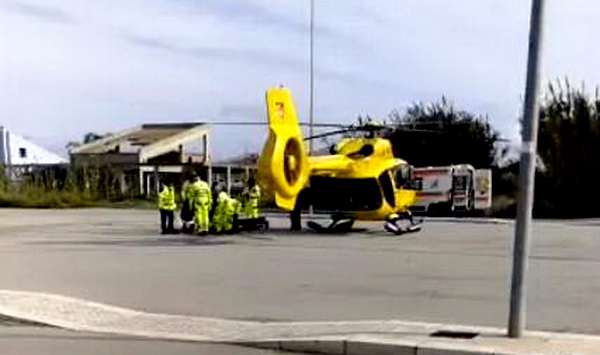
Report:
209,181,221,222
230,195,242,232
244,177,261,219
192,173,212,235
213,191,239,233
180,177,195,233
158,181,177,234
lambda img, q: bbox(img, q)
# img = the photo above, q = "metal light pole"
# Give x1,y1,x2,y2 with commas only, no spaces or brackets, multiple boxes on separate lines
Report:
309,0,315,154
508,0,546,338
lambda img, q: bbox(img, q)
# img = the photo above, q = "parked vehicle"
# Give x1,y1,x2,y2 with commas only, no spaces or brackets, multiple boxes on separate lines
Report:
411,165,491,215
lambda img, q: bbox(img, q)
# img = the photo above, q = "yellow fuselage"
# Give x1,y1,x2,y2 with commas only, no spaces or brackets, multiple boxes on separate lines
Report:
257,87,417,221
308,137,417,220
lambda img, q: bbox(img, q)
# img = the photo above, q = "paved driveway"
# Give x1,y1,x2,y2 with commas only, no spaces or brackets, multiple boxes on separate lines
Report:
1,209,599,334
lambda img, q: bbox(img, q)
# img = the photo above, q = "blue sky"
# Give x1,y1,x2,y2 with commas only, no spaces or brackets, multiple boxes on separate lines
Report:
1,0,599,159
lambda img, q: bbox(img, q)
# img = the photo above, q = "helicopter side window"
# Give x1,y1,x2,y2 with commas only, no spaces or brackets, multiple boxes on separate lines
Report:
378,171,395,207
393,165,422,190
310,176,382,211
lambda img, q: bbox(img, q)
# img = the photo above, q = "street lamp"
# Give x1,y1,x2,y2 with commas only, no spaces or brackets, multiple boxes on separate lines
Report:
508,0,546,338
309,0,315,154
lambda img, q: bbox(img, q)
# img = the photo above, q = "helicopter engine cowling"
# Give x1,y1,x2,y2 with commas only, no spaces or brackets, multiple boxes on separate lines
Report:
258,87,310,211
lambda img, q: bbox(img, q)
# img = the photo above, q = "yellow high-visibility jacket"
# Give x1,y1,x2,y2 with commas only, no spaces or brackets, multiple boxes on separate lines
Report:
192,180,212,207
158,186,176,211
245,185,261,217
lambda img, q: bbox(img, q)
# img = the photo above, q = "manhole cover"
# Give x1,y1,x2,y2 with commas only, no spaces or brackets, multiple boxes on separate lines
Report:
430,330,479,339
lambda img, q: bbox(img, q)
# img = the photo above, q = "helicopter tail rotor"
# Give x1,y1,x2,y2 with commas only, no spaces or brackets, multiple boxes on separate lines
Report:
258,87,310,211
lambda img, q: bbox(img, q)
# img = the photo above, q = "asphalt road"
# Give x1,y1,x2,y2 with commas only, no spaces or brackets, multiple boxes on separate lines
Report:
1,208,600,335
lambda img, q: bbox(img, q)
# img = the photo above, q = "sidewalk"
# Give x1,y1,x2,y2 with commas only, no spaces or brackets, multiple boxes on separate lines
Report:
0,290,598,354
242,326,600,354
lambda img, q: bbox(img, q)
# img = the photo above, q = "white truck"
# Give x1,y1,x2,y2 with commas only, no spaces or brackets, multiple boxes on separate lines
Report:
412,164,492,215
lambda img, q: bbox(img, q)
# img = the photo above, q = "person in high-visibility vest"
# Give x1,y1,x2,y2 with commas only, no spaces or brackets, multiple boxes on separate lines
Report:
180,177,195,234
192,174,212,235
213,191,229,233
158,181,177,234
209,181,221,222
213,191,240,233
231,196,242,229
244,177,261,219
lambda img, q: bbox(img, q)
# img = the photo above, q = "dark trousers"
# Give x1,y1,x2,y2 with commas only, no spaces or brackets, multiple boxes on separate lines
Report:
160,209,174,233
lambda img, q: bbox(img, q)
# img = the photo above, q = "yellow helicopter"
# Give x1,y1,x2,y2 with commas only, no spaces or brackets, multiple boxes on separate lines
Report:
257,87,423,234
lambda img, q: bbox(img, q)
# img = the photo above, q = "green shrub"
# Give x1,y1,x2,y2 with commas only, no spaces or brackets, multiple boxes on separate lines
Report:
0,187,93,208
0,163,154,209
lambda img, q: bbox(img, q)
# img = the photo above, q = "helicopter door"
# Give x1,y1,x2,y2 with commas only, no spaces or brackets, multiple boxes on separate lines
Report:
309,176,383,212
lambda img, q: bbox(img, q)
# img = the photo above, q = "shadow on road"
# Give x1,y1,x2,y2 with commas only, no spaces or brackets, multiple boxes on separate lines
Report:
24,227,421,249
26,237,236,248
265,227,369,238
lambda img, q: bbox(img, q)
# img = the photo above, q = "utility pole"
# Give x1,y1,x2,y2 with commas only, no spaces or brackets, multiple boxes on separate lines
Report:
309,0,315,154
508,0,546,338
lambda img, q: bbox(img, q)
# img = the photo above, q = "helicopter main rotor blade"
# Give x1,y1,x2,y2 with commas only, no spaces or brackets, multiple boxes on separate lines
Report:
391,128,444,134
202,120,450,141
202,121,348,128
303,129,355,141
302,126,443,141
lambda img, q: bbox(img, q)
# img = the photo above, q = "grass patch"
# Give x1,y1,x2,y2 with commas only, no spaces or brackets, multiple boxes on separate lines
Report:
0,188,154,209
0,189,93,208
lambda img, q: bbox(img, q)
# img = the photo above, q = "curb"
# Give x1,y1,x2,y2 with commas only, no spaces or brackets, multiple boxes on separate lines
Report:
239,339,494,355
0,290,598,355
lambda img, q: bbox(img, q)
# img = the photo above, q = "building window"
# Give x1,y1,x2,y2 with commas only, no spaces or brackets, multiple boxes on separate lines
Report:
19,147,27,158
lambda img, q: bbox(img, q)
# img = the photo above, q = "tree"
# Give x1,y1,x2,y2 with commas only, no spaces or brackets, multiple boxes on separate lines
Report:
385,97,500,168
535,79,600,217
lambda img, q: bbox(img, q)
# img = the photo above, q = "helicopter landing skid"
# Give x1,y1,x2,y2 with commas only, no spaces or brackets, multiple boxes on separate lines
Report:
307,218,355,234
384,214,423,235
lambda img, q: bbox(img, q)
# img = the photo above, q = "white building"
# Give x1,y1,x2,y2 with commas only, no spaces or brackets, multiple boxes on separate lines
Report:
0,126,66,166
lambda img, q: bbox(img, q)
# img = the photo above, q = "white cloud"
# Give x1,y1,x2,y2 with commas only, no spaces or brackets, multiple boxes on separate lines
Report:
1,0,599,158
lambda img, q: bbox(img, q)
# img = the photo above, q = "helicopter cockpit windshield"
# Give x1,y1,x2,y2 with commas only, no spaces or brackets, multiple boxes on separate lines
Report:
393,165,411,188
393,164,422,191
